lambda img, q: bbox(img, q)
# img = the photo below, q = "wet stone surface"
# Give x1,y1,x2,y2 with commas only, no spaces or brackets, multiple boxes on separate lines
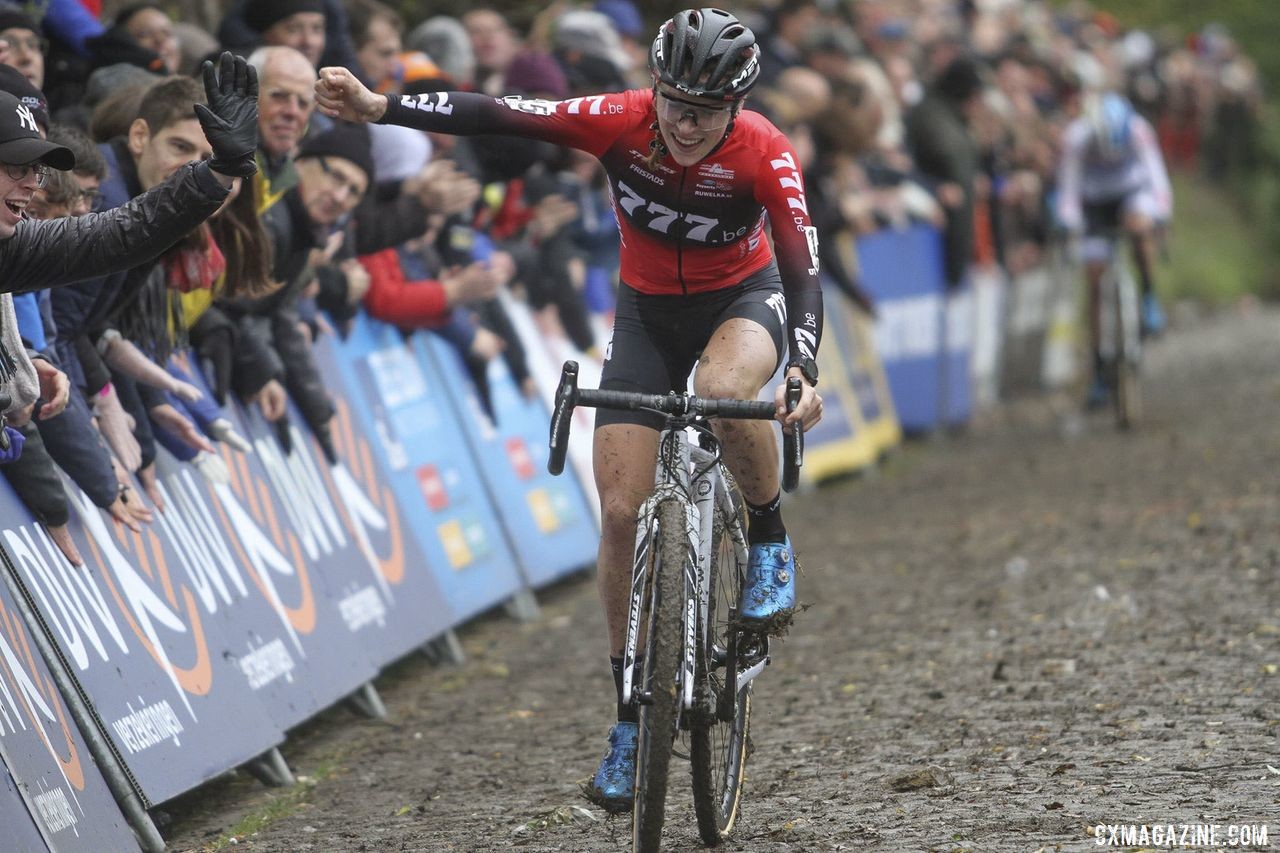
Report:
165,308,1280,852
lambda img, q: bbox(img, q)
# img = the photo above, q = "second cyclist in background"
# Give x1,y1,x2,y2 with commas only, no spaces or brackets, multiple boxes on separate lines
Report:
1057,91,1173,407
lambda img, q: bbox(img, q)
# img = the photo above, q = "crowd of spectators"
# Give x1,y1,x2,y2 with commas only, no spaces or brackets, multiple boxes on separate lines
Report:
0,0,1262,569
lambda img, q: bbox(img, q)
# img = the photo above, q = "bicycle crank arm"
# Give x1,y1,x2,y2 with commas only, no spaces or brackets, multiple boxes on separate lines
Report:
736,656,770,689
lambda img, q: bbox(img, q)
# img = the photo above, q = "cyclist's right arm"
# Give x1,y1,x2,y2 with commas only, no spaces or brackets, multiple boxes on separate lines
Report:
318,66,635,157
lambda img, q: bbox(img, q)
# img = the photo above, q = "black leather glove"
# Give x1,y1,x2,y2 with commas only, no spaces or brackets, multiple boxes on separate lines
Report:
195,51,260,178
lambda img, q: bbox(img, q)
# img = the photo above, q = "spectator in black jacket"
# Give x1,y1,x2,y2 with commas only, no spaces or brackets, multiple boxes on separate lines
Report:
0,53,258,501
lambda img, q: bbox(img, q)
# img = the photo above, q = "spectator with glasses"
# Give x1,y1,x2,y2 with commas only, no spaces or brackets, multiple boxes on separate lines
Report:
318,7,824,813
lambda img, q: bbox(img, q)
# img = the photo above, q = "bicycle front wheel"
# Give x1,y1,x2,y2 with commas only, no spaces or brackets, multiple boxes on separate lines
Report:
690,475,752,845
1112,264,1142,429
632,500,689,853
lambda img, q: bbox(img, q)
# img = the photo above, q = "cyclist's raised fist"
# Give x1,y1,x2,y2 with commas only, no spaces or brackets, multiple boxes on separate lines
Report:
316,67,387,123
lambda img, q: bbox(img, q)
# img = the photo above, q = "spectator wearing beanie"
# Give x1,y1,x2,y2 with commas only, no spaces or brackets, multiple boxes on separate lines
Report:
406,16,474,87
0,9,46,89
221,123,375,462
246,0,327,68
0,64,48,131
219,0,360,76
117,4,180,74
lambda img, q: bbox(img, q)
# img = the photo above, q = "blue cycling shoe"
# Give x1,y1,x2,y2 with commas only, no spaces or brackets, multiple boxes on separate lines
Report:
584,722,636,813
1141,293,1166,337
738,537,797,633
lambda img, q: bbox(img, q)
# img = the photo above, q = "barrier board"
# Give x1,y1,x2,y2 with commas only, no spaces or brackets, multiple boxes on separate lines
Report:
417,333,598,588
318,318,525,624
0,563,137,851
502,291,603,525
1,761,52,853
857,224,975,432
773,281,877,483
1000,265,1053,396
857,224,946,433
942,281,974,426
0,480,285,807
838,305,901,457
148,439,381,734
970,265,1006,408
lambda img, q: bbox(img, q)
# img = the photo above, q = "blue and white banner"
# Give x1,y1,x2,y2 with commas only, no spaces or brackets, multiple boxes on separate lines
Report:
320,316,525,623
418,333,598,588
0,566,137,851
857,224,973,432
0,478,285,806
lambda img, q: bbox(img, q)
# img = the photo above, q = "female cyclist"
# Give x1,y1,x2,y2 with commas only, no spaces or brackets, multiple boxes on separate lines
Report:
316,7,823,811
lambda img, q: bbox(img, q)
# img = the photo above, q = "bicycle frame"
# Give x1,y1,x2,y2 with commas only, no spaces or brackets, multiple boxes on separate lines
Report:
619,427,765,723
1097,232,1141,370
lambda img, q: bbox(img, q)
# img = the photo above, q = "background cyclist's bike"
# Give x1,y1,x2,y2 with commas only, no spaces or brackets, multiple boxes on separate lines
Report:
1097,228,1143,429
548,362,803,852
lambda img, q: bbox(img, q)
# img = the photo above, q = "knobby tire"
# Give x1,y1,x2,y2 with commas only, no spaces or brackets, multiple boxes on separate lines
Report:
632,500,689,853
1113,265,1142,430
690,475,752,845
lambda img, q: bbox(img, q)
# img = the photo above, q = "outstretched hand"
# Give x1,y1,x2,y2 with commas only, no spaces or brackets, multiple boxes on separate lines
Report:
315,66,387,123
195,51,260,178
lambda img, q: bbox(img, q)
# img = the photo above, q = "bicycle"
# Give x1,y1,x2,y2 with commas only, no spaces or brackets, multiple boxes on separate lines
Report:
548,361,803,852
1095,228,1143,429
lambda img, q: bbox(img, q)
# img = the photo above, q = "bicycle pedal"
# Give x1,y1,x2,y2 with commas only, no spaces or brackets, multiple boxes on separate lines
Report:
633,690,654,706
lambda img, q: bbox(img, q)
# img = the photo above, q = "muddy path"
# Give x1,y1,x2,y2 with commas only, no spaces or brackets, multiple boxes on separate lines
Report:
164,307,1279,852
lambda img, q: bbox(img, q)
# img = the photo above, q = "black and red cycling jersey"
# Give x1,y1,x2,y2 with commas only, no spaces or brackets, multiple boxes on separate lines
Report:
379,88,823,363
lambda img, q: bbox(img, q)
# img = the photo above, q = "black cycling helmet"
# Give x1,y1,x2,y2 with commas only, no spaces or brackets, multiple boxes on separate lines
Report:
648,8,761,102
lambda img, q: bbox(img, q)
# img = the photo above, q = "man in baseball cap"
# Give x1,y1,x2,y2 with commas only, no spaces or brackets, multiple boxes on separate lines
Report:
0,89,73,198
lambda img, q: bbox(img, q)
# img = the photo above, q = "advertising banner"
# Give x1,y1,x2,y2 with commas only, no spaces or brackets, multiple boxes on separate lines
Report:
1000,265,1053,396
1,762,53,853
942,280,974,427
0,480,284,807
148,441,380,733
502,291,603,526
417,333,598,588
0,562,137,851
857,224,944,432
223,387,456,667
318,317,525,624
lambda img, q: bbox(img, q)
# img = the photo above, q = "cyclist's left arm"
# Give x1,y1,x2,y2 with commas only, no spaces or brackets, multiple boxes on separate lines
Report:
755,133,823,367
1133,115,1172,221
756,132,824,427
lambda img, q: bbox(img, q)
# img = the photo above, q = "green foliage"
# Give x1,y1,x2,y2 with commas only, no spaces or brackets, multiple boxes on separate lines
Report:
1160,174,1276,306
1084,0,1280,95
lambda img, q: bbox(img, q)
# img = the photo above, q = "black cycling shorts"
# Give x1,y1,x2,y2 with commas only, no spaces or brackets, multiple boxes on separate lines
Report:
1083,198,1125,236
596,263,787,431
